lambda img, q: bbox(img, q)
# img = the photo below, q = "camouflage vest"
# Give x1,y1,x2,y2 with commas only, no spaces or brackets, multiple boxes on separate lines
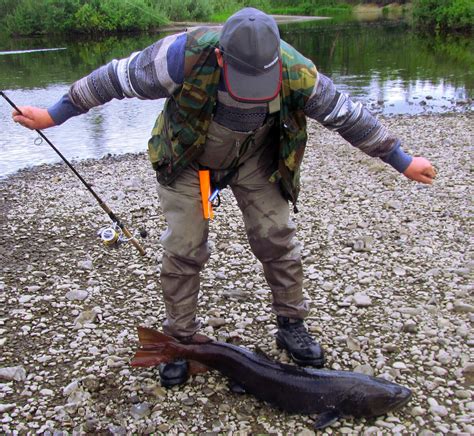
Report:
148,27,316,207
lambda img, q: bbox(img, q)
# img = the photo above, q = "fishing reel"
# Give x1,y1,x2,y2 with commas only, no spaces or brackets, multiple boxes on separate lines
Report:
97,222,147,250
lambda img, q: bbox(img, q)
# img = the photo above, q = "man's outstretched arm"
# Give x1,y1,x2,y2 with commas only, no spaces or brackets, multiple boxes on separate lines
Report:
305,73,436,184
12,32,187,130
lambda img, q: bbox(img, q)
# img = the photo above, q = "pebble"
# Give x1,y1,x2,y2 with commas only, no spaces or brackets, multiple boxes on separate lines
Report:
353,364,374,376
73,310,98,328
78,260,93,270
130,403,150,419
402,320,418,333
0,366,27,381
353,293,372,307
0,404,16,413
436,350,452,365
207,317,227,328
453,301,474,313
63,380,80,396
430,404,449,417
65,290,89,301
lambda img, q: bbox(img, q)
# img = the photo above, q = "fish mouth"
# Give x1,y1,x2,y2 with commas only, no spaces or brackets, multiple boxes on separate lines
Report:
391,386,412,410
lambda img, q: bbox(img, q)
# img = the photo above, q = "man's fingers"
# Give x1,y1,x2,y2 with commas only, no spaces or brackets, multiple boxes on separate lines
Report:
13,115,34,129
424,166,436,179
418,174,434,185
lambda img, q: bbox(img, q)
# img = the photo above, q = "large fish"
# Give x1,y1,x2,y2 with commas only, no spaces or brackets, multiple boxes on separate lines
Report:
131,327,412,429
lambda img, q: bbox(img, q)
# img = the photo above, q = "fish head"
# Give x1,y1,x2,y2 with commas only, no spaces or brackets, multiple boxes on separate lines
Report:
343,377,412,418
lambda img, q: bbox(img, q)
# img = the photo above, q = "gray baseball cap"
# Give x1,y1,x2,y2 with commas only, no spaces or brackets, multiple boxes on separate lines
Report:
220,8,282,103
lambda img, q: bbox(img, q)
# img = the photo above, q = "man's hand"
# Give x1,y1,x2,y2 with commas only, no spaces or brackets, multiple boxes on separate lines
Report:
403,157,436,184
12,106,55,130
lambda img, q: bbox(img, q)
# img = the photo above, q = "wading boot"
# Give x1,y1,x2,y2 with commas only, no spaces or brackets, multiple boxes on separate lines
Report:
158,359,189,388
275,316,325,368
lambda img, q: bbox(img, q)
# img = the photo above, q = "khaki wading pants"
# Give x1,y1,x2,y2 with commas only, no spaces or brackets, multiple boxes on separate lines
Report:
157,120,309,337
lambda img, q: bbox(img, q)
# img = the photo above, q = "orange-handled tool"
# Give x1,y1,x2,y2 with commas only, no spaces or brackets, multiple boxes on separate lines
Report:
199,170,214,220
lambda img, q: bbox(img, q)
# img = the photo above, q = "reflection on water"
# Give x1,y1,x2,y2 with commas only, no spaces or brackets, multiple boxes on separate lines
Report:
0,19,472,178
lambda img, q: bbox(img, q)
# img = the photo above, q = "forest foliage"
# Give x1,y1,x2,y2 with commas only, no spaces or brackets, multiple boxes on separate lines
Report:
0,0,471,36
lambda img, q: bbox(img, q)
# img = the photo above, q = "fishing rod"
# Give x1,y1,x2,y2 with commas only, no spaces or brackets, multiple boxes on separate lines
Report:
0,90,146,256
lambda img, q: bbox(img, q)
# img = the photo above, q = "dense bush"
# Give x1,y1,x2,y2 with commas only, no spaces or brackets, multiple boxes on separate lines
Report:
2,0,167,35
157,0,215,22
412,0,474,32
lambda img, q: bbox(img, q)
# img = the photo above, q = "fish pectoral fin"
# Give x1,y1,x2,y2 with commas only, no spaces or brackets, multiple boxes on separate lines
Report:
188,360,209,375
228,380,246,394
313,410,342,430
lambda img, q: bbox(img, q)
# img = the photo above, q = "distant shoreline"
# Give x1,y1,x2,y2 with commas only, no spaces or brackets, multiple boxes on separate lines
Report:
159,15,329,32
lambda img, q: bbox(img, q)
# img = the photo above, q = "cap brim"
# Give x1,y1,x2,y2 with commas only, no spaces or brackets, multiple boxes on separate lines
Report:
223,59,282,103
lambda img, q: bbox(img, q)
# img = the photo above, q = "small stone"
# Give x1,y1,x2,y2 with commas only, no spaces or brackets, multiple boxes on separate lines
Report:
436,350,451,365
108,425,127,435
393,266,406,276
207,317,227,328
0,404,16,413
383,344,398,353
0,366,27,381
411,406,425,416
182,396,196,406
130,403,150,419
18,295,34,304
385,200,402,210
430,404,448,417
322,282,334,291
73,310,97,328
346,336,361,352
353,293,372,307
353,364,374,376
63,380,80,396
352,236,373,252
453,301,474,313
157,424,170,432
402,320,418,333
78,260,93,270
65,290,89,301
454,389,471,399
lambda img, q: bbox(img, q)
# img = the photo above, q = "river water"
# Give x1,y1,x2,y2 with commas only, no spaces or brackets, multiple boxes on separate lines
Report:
0,17,472,178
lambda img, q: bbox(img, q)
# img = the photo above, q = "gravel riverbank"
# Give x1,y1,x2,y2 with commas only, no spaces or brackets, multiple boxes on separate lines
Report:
1,113,473,434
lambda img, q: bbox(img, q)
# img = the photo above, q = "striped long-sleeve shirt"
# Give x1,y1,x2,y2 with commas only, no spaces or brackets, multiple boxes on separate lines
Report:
48,32,412,172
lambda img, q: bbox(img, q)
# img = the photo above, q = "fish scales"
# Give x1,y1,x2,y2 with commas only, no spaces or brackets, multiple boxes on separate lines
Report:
177,341,352,415
132,327,412,429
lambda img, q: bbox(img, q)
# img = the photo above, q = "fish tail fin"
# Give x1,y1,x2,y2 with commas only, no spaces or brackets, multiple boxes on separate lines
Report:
137,326,177,346
130,326,181,368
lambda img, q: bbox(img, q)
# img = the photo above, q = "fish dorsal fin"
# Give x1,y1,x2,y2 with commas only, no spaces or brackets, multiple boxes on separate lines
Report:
313,409,342,430
254,346,272,361
137,326,177,346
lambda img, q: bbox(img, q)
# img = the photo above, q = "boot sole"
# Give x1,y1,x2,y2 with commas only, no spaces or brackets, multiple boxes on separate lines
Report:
276,337,325,368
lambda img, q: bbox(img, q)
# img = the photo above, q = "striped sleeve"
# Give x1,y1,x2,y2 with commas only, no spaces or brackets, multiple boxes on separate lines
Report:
48,33,186,124
305,73,412,172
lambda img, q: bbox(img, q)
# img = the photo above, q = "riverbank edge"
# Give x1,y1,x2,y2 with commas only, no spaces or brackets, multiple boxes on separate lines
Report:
1,111,472,186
